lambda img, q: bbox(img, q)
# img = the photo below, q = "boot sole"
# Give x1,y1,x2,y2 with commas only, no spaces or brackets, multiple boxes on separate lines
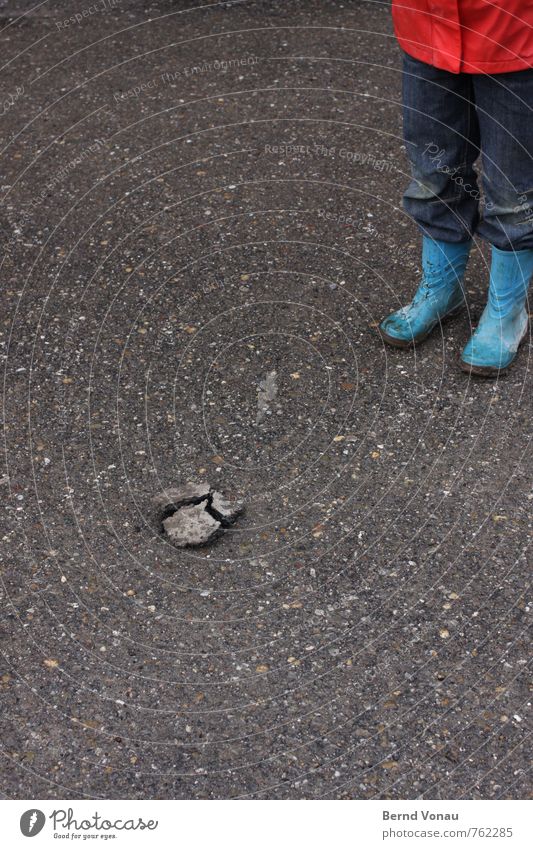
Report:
459,323,529,378
379,304,464,350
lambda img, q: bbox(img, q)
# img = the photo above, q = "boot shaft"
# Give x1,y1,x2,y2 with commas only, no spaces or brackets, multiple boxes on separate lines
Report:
421,236,472,291
487,245,533,317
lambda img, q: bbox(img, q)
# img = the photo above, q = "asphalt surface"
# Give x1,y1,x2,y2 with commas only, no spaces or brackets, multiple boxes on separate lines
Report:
0,0,531,800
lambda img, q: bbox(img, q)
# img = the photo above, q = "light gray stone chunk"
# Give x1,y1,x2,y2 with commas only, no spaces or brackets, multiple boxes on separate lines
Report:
210,491,245,525
162,503,221,547
153,483,211,511
156,481,244,546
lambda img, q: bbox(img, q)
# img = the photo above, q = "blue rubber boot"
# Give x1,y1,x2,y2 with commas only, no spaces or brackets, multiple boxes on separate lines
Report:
379,236,471,348
460,246,533,376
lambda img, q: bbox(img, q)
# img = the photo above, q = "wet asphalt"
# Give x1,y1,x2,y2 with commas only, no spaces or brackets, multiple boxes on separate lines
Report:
0,0,531,800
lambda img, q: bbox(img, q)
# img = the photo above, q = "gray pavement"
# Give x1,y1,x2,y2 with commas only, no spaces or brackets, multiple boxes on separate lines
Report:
0,0,531,799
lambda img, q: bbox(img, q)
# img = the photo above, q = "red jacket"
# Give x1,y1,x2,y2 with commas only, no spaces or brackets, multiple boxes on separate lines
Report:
392,1,533,74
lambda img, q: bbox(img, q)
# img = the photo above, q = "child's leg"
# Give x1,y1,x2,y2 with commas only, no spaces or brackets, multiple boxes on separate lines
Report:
459,70,533,375
401,52,480,243
473,69,533,251
379,53,478,348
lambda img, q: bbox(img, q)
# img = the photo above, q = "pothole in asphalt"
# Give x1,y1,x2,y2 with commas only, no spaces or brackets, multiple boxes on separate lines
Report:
153,483,244,547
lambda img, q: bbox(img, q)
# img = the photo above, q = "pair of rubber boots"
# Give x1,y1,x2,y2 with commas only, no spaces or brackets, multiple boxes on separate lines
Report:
379,236,533,376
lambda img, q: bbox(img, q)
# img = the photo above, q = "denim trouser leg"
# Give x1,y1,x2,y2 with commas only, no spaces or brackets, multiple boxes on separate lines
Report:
401,52,533,251
472,70,533,251
402,52,480,243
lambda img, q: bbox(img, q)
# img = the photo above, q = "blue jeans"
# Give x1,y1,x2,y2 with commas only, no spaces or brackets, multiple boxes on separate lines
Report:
402,52,533,251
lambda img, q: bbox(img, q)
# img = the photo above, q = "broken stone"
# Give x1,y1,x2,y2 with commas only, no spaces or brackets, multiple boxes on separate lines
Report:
155,482,244,547
163,503,222,547
209,490,245,527
152,482,211,519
